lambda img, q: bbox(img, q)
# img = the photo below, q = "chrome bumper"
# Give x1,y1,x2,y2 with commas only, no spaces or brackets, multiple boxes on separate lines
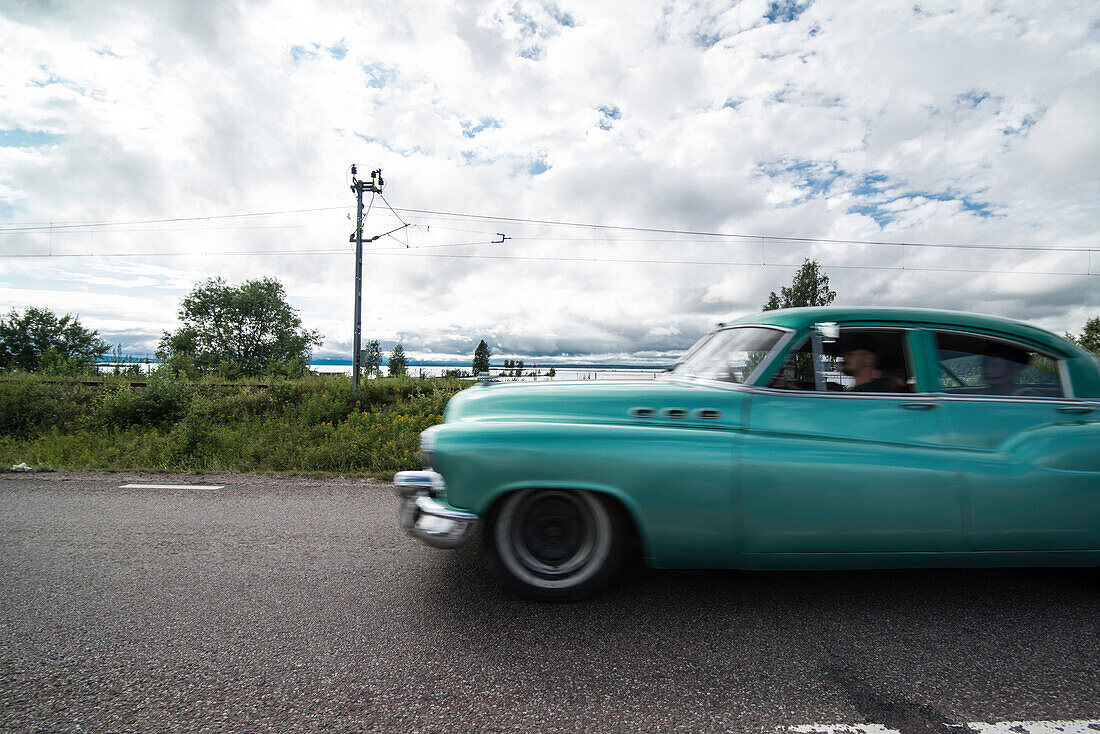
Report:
394,470,479,550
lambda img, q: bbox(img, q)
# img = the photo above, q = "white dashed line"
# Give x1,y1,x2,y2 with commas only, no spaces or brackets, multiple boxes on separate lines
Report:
786,721,1100,734
964,723,1100,734
118,484,226,490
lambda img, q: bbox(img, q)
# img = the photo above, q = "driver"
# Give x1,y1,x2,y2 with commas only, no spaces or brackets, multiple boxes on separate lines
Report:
840,334,889,392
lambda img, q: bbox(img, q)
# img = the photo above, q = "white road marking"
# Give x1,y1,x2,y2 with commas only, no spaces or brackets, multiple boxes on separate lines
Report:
965,723,1100,734
119,484,226,490
786,721,1100,734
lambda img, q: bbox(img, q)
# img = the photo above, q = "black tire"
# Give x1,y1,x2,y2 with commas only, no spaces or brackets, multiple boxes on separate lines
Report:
489,489,625,601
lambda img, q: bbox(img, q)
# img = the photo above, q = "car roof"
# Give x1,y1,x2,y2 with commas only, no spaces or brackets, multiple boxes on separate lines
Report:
722,307,1078,355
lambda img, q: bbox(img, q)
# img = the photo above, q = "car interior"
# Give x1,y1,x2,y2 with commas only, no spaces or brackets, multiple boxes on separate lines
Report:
935,332,1064,397
767,329,914,393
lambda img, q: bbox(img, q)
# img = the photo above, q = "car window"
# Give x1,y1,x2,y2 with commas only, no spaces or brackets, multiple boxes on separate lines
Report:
935,332,1064,398
671,327,785,383
768,329,915,393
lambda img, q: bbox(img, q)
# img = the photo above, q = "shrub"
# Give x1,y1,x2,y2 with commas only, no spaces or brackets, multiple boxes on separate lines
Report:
0,376,95,436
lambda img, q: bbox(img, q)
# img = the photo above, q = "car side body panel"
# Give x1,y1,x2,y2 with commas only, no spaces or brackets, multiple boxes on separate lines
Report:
435,420,740,567
739,389,965,554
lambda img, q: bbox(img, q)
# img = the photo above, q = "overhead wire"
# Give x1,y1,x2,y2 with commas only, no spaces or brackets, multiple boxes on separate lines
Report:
2,243,1095,277
0,205,351,233
1,203,1095,254
0,202,1095,277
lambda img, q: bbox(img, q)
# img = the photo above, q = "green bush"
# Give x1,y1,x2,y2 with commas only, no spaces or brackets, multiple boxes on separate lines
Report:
0,377,96,436
0,373,468,475
95,369,191,429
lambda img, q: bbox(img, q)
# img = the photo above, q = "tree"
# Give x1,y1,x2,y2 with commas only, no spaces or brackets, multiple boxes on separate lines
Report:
157,277,322,377
388,343,408,377
0,306,109,373
364,339,382,377
1066,316,1100,356
472,339,491,375
762,259,837,311
547,366,556,378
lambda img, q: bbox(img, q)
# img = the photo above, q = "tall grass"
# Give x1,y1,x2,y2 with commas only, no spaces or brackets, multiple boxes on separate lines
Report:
0,373,466,476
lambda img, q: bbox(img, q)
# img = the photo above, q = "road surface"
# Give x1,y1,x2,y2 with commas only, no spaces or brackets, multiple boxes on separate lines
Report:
1,472,1097,733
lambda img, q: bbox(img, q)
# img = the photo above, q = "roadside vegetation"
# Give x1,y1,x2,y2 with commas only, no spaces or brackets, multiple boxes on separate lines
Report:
5,265,1096,477
0,372,467,476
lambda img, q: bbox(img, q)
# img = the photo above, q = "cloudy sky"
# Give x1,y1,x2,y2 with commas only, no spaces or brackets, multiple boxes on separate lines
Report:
0,0,1097,365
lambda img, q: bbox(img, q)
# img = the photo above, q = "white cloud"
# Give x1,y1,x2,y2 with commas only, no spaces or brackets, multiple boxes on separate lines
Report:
0,0,1097,361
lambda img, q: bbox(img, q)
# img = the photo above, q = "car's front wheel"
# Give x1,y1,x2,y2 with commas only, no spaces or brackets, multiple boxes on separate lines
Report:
490,488,624,601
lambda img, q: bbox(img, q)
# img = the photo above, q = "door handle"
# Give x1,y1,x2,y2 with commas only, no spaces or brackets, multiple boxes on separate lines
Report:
1057,405,1096,414
900,402,939,410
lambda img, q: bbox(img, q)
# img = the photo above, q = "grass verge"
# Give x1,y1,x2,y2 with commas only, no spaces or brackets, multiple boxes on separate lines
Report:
0,373,466,477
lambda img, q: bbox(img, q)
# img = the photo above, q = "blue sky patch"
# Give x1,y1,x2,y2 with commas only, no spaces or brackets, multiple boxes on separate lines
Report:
956,90,991,108
290,45,316,62
0,200,22,220
292,42,347,63
361,62,395,88
551,7,576,28
765,0,811,23
848,186,995,226
30,67,74,89
1002,114,1040,137
356,133,428,158
852,172,889,197
694,30,721,48
527,157,550,176
758,157,844,200
757,158,996,226
518,45,543,61
847,203,893,226
597,105,621,130
0,129,63,148
462,118,502,139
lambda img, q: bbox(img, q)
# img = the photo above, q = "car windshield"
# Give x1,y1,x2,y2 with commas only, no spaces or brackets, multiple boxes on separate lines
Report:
671,327,785,383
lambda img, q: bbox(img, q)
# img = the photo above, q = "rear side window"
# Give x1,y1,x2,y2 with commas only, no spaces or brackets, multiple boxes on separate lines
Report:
935,332,1064,398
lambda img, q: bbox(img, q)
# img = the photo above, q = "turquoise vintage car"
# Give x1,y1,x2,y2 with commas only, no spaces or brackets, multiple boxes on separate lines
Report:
394,308,1100,599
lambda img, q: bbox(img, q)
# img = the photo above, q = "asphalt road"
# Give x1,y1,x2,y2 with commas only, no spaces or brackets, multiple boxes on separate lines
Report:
1,472,1097,733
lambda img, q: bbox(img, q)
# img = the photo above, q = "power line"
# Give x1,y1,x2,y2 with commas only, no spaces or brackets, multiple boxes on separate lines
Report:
358,250,1096,277
3,220,1089,255
2,203,1095,254
388,205,1100,252
0,205,351,233
3,244,1095,277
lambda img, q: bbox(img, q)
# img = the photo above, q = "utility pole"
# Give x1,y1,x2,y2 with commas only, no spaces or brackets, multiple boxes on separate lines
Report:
349,165,385,387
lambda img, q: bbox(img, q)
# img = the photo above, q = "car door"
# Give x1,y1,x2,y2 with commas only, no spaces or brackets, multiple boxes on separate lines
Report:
930,330,1100,551
738,325,965,555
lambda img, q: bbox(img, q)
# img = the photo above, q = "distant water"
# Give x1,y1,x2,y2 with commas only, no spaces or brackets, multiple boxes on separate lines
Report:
312,364,664,381
99,362,666,381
